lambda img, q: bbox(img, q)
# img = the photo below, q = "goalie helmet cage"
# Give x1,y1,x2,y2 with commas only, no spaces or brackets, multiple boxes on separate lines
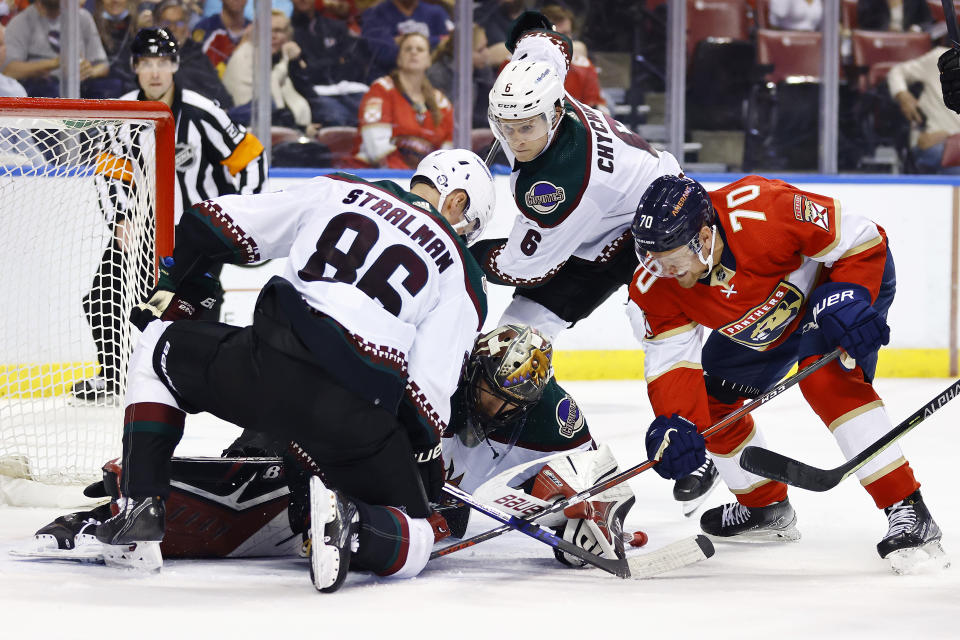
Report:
0,98,174,492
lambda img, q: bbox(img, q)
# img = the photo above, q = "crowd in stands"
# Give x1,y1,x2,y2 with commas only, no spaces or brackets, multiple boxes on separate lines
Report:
0,0,956,174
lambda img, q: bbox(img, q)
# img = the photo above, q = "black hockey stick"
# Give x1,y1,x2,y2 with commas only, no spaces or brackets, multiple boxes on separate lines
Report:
443,483,715,579
941,0,960,48
431,348,842,559
739,377,960,491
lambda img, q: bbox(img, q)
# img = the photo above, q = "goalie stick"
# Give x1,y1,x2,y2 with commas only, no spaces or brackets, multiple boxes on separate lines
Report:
442,483,714,579
941,0,960,48
739,377,960,491
432,348,843,559
484,139,502,166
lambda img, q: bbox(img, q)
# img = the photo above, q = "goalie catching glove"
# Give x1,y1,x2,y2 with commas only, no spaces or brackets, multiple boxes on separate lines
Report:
129,256,222,331
526,445,641,567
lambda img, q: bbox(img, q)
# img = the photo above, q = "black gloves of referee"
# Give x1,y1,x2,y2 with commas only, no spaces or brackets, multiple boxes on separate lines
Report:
938,47,960,114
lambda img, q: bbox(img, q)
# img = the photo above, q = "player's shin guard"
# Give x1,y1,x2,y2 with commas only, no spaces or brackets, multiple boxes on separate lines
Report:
351,502,433,579
120,402,185,499
799,357,920,508
706,396,788,507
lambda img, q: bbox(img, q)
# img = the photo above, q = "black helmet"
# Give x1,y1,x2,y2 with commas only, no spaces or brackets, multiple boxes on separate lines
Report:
130,28,179,70
460,324,553,443
632,175,715,256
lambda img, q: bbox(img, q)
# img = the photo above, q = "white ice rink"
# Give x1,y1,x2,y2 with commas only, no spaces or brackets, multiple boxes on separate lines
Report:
2,377,958,638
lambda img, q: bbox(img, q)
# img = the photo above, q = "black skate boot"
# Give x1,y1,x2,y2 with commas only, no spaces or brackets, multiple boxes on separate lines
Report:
34,503,113,551
308,476,359,593
673,457,721,517
877,490,949,574
700,498,800,542
95,496,165,570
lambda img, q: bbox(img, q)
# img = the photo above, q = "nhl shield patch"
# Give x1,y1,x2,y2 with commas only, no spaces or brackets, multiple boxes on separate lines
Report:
525,181,566,215
555,396,585,438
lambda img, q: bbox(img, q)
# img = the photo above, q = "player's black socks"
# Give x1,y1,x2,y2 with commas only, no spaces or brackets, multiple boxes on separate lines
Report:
350,501,415,575
121,403,185,498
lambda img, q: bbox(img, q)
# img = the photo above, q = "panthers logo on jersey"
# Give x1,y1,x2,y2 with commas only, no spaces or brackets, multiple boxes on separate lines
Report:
555,396,585,438
718,281,804,349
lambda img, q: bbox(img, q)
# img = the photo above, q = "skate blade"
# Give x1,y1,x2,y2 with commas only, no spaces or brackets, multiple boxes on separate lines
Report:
887,541,951,575
102,541,162,572
308,476,339,591
10,543,105,563
706,524,801,544
679,479,721,518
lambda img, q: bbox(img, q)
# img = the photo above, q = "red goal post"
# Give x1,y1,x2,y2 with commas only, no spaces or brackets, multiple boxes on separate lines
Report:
0,98,175,498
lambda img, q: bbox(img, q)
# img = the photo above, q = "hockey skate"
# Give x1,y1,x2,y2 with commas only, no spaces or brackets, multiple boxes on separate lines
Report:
10,504,111,563
308,475,359,593
700,498,800,542
94,496,164,571
71,375,117,402
877,490,950,575
674,457,721,517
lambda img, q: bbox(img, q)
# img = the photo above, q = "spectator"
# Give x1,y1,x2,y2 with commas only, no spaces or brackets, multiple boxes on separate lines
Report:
888,44,960,173
476,0,524,48
540,3,608,113
352,31,452,169
96,0,153,97
0,22,25,96
361,0,452,81
222,9,315,133
3,0,110,97
857,0,932,32
427,23,495,129
767,0,824,30
156,0,233,107
288,0,370,127
192,0,248,74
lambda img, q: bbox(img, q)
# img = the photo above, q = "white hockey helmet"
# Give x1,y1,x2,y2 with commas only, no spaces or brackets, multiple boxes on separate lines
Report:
488,59,565,147
413,149,495,245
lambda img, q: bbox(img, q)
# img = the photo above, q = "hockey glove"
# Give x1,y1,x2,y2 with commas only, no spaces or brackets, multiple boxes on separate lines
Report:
129,257,222,331
811,282,889,362
939,47,960,115
414,442,444,503
505,10,554,52
645,414,705,480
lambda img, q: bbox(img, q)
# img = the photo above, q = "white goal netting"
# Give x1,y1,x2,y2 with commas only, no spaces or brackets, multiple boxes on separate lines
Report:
0,102,172,491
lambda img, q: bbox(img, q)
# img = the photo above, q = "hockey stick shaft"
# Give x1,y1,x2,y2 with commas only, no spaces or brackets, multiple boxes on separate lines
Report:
441,484,632,578
739,376,960,491
431,348,842,558
484,139,502,166
941,0,960,48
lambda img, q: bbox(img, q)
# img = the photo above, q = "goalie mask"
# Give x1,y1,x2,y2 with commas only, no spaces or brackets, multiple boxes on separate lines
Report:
459,324,554,445
412,149,495,245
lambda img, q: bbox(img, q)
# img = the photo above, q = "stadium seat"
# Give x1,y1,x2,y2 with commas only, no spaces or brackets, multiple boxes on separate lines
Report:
686,0,752,58
928,0,945,23
756,29,823,83
315,126,358,168
851,30,932,89
271,126,303,147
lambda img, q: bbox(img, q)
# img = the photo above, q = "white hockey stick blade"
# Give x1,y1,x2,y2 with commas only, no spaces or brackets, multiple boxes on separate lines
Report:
102,541,163,572
626,534,715,579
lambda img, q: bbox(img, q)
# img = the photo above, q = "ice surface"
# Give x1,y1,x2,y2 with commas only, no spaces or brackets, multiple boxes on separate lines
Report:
2,378,958,637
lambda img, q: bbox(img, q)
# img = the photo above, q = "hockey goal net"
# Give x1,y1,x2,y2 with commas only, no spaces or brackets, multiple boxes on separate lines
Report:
0,98,174,498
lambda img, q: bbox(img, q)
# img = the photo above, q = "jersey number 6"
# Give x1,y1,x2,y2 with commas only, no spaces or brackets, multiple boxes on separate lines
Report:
298,212,429,316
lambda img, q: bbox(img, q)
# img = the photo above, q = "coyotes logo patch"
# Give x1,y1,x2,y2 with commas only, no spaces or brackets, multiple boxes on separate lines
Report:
719,281,805,349
793,194,830,231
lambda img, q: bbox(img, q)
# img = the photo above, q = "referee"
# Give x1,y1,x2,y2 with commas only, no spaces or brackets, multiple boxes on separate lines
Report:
75,27,267,401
